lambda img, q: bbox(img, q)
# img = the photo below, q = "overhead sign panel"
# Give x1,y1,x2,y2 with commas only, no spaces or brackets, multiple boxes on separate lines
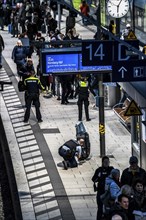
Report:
41,47,112,75
124,100,142,116
82,40,140,66
112,60,146,82
82,40,113,66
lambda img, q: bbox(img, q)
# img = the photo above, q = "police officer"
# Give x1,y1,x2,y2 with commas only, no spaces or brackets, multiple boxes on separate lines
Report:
76,76,91,121
23,71,45,123
58,138,84,170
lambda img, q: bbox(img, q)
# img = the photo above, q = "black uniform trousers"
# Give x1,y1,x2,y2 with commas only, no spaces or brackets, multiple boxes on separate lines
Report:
24,93,41,121
61,82,71,104
77,97,89,121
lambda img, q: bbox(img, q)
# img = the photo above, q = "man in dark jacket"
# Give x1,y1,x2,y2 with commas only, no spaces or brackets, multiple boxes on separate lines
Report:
121,156,146,186
46,14,57,34
66,10,76,34
92,156,114,220
0,34,4,69
50,0,63,20
19,58,35,81
110,194,133,220
0,3,4,30
12,40,27,76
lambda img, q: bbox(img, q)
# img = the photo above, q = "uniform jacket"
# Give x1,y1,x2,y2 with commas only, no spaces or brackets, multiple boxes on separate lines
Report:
76,80,89,99
92,166,114,193
24,76,44,94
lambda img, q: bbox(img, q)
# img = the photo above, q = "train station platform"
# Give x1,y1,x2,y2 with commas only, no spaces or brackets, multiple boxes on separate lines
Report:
0,11,131,220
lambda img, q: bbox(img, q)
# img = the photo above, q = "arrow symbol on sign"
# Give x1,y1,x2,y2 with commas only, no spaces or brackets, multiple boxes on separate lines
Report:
118,66,127,78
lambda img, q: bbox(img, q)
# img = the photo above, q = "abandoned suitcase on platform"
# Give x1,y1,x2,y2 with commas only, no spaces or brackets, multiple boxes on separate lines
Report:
75,122,91,160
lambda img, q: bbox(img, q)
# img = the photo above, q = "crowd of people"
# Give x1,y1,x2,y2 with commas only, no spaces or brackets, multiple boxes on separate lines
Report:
0,0,96,123
92,156,146,220
0,0,141,122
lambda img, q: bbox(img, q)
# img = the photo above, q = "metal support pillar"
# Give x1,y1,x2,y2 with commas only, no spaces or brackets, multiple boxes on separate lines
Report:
98,75,106,157
58,3,61,31
131,116,138,151
96,1,101,40
132,0,135,32
131,115,142,166
116,18,120,37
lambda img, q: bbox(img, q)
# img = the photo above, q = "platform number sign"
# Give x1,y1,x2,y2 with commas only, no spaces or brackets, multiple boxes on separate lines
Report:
82,40,113,66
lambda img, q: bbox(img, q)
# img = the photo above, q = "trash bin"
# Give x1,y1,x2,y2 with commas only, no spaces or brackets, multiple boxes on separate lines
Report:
75,122,90,159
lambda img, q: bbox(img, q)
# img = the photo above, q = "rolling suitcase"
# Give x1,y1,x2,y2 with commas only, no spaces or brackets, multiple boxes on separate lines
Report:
75,122,90,160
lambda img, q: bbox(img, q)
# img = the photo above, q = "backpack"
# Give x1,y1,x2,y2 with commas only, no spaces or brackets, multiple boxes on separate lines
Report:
18,80,26,92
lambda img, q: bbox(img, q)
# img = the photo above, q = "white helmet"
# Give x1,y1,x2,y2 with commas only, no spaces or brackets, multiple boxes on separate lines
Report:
126,24,130,28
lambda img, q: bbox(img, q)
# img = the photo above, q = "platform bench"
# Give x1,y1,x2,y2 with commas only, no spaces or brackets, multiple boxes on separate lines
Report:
113,98,131,130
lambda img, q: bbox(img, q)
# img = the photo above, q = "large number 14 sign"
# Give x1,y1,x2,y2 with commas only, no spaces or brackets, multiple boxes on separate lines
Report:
82,40,139,66
82,40,113,66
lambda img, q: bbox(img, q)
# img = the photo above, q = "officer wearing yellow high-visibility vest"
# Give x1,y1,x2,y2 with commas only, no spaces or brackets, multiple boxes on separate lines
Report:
76,76,91,121
23,70,45,123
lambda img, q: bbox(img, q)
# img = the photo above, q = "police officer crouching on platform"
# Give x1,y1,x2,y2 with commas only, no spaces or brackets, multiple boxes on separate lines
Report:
58,138,85,170
76,76,91,121
23,70,45,123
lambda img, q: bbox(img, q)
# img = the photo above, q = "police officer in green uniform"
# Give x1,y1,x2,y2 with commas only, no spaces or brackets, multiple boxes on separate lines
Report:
76,76,91,121
23,71,45,123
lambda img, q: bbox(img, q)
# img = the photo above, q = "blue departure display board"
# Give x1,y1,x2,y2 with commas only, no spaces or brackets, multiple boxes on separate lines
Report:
46,54,78,73
41,47,112,75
